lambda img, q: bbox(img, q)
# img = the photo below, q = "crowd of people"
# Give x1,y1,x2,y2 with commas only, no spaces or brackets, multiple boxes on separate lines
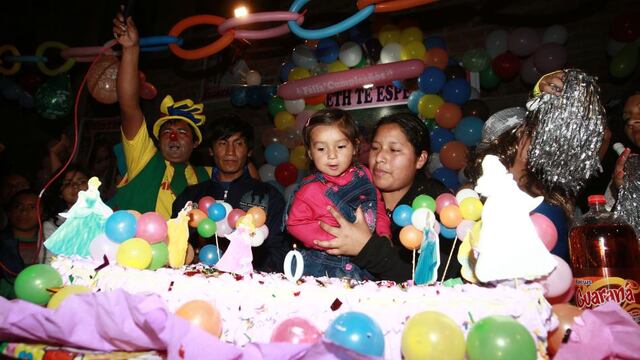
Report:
0,10,636,299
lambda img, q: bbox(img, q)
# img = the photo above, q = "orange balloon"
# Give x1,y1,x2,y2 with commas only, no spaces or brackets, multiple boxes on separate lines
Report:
435,103,462,129
548,304,583,356
440,141,468,170
86,55,119,104
188,209,207,228
128,210,141,219
305,93,326,105
424,47,449,70
175,300,222,337
247,207,267,228
440,204,463,228
186,244,195,265
399,225,423,250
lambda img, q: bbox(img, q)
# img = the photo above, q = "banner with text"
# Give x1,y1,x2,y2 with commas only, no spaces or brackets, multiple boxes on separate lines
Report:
325,84,410,110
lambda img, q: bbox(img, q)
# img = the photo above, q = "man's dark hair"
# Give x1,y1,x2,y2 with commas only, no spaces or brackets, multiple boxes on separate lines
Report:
208,114,254,150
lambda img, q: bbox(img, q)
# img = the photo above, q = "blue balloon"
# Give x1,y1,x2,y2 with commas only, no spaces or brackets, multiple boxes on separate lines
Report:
207,203,227,222
324,312,384,357
230,87,247,107
261,85,277,102
289,0,375,40
418,67,446,94
442,79,471,105
315,39,340,63
199,244,220,266
349,24,370,44
454,116,484,146
439,224,457,239
265,143,289,166
246,86,263,107
392,79,405,90
392,204,413,227
431,167,460,192
407,90,425,114
280,61,296,82
424,36,447,50
105,210,137,243
430,127,455,153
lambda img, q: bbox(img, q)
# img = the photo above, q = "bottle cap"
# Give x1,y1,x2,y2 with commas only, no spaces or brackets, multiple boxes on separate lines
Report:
587,195,606,205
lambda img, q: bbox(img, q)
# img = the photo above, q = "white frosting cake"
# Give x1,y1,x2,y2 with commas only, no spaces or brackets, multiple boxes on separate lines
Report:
51,256,557,359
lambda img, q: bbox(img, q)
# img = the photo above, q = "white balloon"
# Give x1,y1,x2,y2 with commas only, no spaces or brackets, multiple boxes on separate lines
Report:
245,70,262,86
259,164,276,182
455,188,480,204
380,42,402,64
292,45,318,69
485,30,509,58
339,41,363,67
607,38,626,57
89,234,119,262
284,99,306,115
215,219,233,236
251,225,269,247
542,25,568,45
411,207,436,231
427,152,442,173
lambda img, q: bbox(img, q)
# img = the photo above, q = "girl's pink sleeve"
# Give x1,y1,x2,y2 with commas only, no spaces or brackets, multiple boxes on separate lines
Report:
286,185,334,248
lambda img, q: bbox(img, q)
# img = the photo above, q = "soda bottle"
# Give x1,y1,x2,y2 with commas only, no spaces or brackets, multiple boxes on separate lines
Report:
569,194,640,324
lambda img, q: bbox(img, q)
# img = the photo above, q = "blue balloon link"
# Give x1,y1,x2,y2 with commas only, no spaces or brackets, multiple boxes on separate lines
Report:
139,36,184,53
3,55,48,63
288,0,374,40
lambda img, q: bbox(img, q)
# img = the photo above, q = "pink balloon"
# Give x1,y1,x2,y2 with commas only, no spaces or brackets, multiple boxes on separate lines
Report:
227,209,246,229
271,317,321,344
282,127,302,149
456,219,475,240
520,56,542,85
217,11,304,40
295,110,315,131
198,196,216,214
508,27,541,57
530,213,558,251
541,255,573,298
135,212,168,244
435,193,458,214
533,43,567,73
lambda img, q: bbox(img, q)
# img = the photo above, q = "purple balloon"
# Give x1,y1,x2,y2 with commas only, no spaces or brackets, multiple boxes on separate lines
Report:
508,27,541,57
533,44,567,74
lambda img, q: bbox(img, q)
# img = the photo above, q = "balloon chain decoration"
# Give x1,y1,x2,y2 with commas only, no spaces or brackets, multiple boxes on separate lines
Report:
357,0,438,13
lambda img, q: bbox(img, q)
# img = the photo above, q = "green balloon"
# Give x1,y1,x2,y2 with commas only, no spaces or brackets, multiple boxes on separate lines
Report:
268,96,285,117
354,55,367,68
610,44,639,78
197,218,217,238
35,74,72,120
147,242,169,270
14,264,63,305
412,194,436,212
462,49,491,72
480,66,501,90
466,316,536,360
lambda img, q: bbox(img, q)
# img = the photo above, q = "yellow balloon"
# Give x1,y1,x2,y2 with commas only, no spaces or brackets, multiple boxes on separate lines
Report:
274,111,295,130
327,60,349,73
288,67,311,81
47,285,92,309
305,103,325,112
401,311,466,360
117,237,153,269
459,197,483,221
418,94,444,119
400,41,427,61
400,27,423,45
469,220,483,248
290,145,308,170
378,24,401,46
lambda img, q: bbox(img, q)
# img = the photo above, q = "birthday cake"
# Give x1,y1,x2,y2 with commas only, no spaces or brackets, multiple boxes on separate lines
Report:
51,255,556,359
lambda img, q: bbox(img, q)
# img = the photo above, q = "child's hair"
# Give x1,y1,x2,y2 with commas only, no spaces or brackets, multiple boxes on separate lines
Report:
302,108,360,152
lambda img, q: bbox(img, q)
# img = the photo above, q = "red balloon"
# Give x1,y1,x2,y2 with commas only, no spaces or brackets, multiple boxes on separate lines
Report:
227,209,246,229
439,141,468,170
140,82,157,100
435,102,462,129
491,52,521,80
425,48,449,70
197,196,216,214
275,162,298,187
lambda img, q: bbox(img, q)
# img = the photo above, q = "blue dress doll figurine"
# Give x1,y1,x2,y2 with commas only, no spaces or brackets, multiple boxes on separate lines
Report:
44,177,113,257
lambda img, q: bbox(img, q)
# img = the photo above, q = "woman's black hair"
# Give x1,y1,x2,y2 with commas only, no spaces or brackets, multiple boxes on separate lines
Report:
373,113,430,156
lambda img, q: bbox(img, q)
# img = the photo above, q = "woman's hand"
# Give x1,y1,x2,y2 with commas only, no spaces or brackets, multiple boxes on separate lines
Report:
539,71,564,96
313,206,373,256
613,147,631,189
113,6,139,49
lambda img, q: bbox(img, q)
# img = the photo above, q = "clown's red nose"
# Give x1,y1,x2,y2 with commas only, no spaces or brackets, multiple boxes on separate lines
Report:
169,131,178,141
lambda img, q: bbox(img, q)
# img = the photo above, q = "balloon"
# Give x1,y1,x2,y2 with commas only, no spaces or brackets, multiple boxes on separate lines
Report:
339,42,363,67
401,311,465,360
439,224,457,239
427,152,443,173
440,141,468,170
379,24,401,46
400,225,424,250
424,36,447,50
411,207,436,231
282,127,302,150
441,79,471,105
304,93,325,106
380,42,403,64
295,110,315,131
458,197,483,221
185,244,195,265
197,218,217,238
89,234,120,262
227,209,246,229
116,238,153,269
479,66,501,90
47,285,91,309
261,128,286,147
440,204,463,228
245,70,261,85
197,196,216,214
520,56,542,85
401,41,426,61
275,162,298,187
246,86,263,107
247,206,267,228
188,209,207,228
540,255,573,298
533,43,567,73
258,163,276,182
607,38,626,57
324,311,385,357
418,67,446,94
250,225,268,247
147,242,169,270
462,48,491,72
543,25,568,45
424,48,449,70
454,116,484,146
215,218,233,237
176,300,222,337
610,44,638,78
393,204,414,227
485,30,509,58
412,194,436,212
363,38,382,62
207,203,227,222
86,55,119,104
456,219,475,240
418,94,444,119
274,111,295,130
292,45,318,69
491,51,521,80
280,62,295,82
289,145,308,170
466,316,536,360
431,167,460,191
400,26,423,45
508,27,541,57
265,143,290,166
326,60,349,72
199,244,220,266
548,304,583,356
284,99,306,115
455,188,480,204
435,193,457,213
288,66,311,81
530,213,558,251
430,127,455,153
435,103,462,129
35,74,72,120
445,65,466,81
610,13,640,43
407,90,425,114
14,264,63,305
271,317,321,344
135,212,168,244
105,210,137,243
268,96,286,117
547,284,575,305
18,73,43,94
316,39,340,63
230,87,247,107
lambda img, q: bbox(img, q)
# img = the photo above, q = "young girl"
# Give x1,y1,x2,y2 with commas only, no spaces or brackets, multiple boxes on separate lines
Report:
286,109,390,280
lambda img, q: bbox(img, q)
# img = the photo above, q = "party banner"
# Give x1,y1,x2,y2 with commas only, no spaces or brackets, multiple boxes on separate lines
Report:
325,84,410,110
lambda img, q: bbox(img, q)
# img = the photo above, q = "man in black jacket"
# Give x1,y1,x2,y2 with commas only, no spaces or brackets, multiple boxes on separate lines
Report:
173,116,287,273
